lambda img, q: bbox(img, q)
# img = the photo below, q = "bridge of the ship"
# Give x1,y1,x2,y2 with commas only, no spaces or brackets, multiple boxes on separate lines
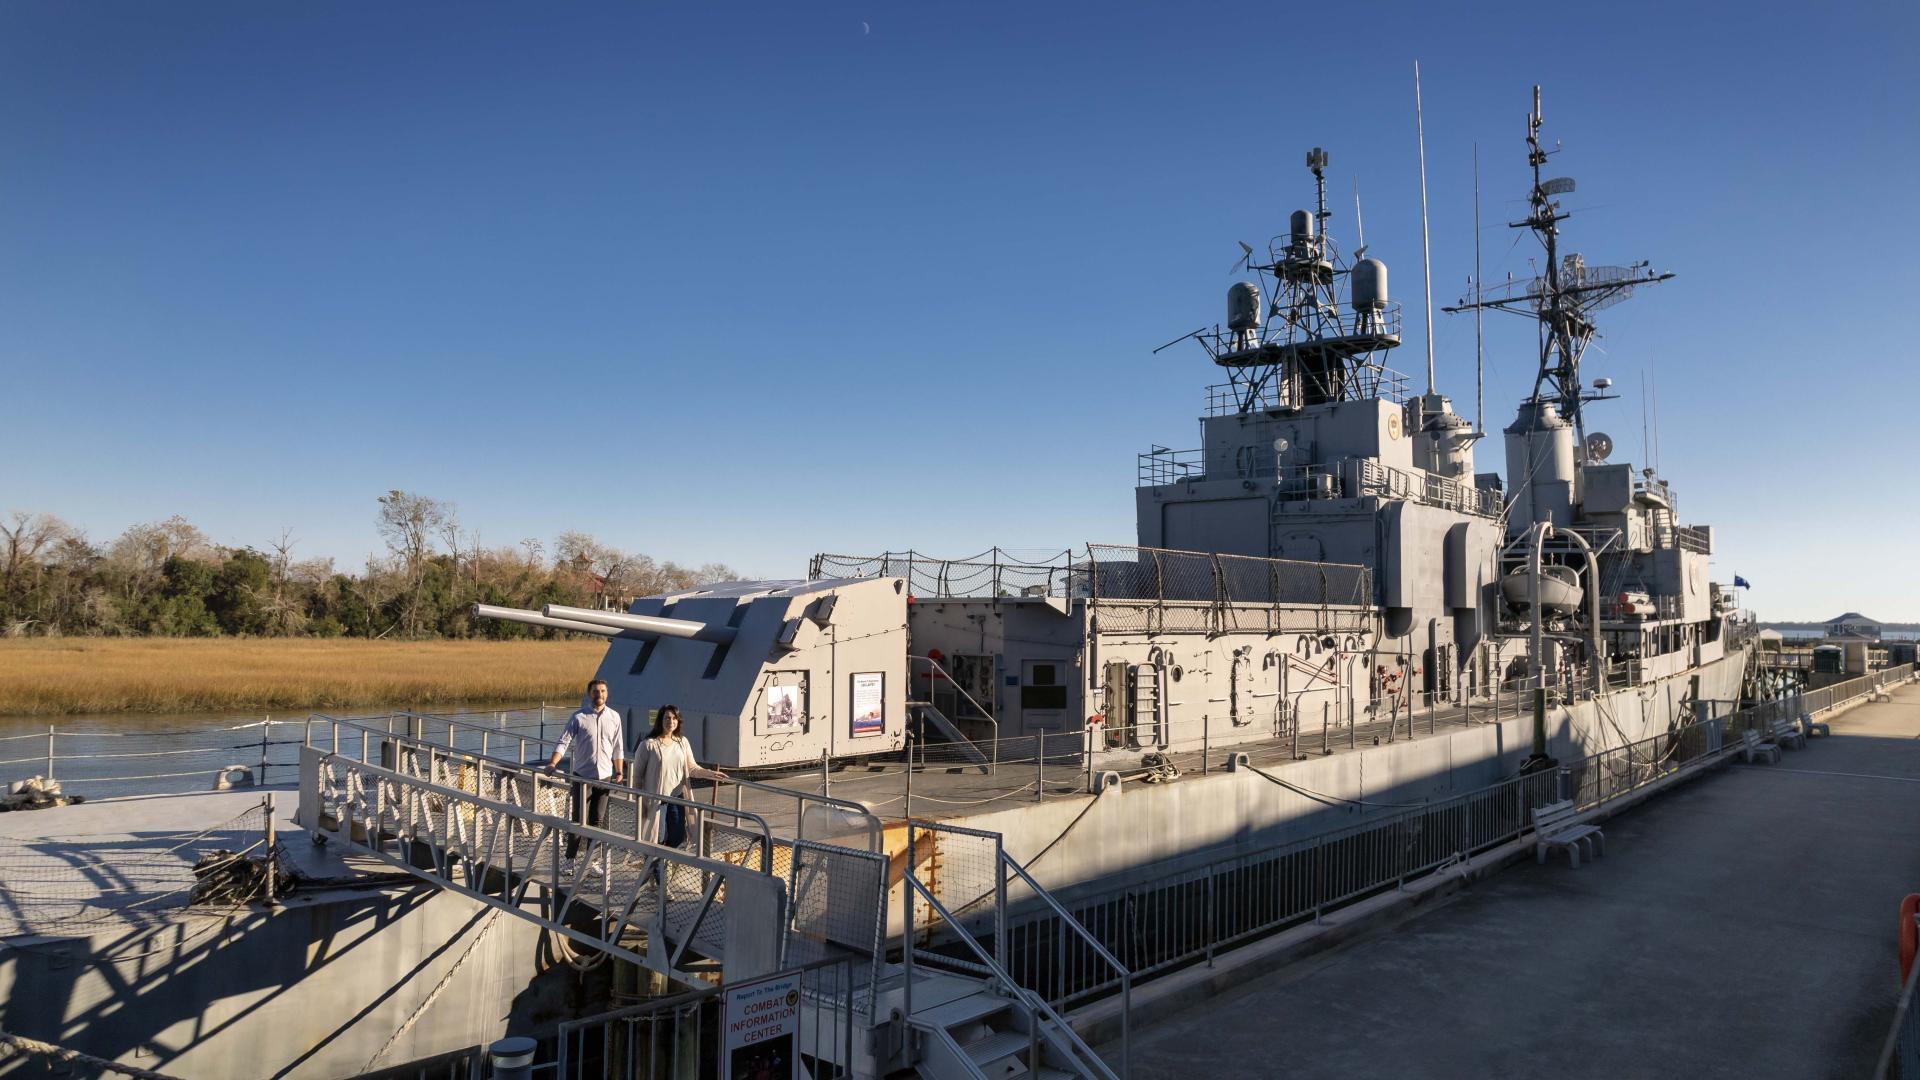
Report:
296,716,891,989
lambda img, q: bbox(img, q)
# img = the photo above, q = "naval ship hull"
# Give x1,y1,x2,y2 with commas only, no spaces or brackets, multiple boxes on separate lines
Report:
898,644,1753,909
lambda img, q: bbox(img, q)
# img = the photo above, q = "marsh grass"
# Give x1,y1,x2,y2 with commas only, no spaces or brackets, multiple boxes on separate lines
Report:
0,638,607,715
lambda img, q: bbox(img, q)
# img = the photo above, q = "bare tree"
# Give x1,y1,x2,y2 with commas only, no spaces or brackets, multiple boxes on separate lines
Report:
377,491,453,636
1,511,72,609
262,529,306,635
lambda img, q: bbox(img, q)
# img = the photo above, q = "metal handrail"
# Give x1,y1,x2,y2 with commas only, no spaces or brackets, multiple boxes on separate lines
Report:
911,654,1001,773
999,851,1130,1078
309,714,777,872
712,774,885,853
347,708,885,853
902,873,1122,1080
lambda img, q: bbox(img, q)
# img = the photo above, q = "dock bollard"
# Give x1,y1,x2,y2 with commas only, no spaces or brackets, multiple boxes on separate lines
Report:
487,1036,537,1080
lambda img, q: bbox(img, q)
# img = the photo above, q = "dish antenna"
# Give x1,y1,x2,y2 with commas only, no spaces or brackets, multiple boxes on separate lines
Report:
1585,431,1614,462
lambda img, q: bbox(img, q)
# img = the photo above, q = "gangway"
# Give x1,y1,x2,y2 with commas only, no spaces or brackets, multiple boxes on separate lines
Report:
298,716,1128,1078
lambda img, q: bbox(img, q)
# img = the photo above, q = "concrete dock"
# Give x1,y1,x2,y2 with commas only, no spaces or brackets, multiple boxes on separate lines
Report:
1118,682,1920,1079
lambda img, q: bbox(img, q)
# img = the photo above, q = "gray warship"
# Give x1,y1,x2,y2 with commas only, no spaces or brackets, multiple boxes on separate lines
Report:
483,86,1749,777
3,87,1795,1080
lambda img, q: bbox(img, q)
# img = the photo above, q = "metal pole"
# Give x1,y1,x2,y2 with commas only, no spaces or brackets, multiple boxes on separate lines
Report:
821,750,831,800
1202,713,1210,775
1322,703,1330,756
45,726,54,781
1035,730,1044,801
261,717,270,784
264,791,278,906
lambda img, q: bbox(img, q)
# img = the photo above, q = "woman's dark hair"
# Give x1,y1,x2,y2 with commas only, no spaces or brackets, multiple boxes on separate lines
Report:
648,705,683,741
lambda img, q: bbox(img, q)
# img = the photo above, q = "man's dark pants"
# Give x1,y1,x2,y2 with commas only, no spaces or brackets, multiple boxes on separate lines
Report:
567,780,611,858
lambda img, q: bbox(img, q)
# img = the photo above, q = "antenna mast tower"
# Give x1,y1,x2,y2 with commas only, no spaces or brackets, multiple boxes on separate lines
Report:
1444,87,1674,447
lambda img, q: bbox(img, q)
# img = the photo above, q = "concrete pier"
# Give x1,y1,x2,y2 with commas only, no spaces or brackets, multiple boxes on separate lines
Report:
1116,681,1920,1079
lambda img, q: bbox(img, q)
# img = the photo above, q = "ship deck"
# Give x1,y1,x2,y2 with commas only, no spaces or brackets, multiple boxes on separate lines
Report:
723,692,1549,833
0,784,386,939
1110,679,1920,1078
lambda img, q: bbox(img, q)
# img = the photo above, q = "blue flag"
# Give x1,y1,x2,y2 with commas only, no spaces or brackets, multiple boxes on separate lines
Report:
1733,575,1751,588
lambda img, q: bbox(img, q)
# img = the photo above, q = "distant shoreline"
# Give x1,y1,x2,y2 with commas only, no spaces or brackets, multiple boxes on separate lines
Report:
0,638,607,716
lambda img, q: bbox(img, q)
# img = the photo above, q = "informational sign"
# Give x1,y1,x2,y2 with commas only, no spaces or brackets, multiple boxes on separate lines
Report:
850,671,885,738
722,968,802,1080
764,683,802,734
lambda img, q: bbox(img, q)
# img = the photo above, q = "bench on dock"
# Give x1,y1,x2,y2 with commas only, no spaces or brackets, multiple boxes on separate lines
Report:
1769,714,1807,751
1739,728,1781,765
1532,800,1604,868
1800,711,1830,738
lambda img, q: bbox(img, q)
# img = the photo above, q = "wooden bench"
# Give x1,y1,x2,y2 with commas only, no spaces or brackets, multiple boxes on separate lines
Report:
1739,728,1781,765
1532,800,1605,868
1769,714,1807,750
1800,711,1830,738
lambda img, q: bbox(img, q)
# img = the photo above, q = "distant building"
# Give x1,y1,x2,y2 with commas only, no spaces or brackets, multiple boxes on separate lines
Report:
1756,628,1784,649
1824,612,1882,639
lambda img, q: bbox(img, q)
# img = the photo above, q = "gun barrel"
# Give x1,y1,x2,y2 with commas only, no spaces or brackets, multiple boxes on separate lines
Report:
543,604,738,645
473,603,635,638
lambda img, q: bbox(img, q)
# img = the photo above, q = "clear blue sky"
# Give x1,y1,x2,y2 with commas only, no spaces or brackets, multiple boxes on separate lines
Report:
3,2,1914,620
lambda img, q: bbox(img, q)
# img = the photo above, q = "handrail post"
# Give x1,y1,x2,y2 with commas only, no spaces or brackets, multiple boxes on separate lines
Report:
1035,730,1044,801
994,842,1009,973
264,791,278,906
45,725,54,781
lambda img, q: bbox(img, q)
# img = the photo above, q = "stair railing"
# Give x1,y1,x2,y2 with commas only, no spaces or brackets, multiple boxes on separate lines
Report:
911,654,1001,773
902,869,1122,1080
903,819,1130,1077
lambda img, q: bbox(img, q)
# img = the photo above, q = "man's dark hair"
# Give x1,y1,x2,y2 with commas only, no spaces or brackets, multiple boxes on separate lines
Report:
587,679,609,692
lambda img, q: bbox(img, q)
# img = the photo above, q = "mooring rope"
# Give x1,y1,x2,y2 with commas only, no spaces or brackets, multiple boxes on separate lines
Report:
0,1030,184,1080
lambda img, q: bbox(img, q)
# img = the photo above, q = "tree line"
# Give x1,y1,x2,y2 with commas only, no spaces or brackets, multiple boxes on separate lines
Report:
0,491,739,639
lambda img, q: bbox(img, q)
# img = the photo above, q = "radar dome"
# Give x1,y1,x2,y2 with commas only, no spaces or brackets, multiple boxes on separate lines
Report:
1351,258,1388,312
1227,282,1262,331
1289,210,1315,244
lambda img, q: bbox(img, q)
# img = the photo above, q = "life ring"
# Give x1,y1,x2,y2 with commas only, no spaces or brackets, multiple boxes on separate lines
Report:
213,764,256,791
1901,894,1920,984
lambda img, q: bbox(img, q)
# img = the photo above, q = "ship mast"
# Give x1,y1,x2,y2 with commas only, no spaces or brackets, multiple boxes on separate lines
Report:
1444,86,1673,449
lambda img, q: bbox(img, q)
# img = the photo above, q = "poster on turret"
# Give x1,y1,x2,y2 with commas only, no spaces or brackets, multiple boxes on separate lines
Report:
850,672,885,737
722,969,800,1080
764,682,803,734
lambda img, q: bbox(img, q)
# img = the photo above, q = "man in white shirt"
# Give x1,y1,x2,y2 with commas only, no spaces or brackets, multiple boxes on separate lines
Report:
546,679,625,859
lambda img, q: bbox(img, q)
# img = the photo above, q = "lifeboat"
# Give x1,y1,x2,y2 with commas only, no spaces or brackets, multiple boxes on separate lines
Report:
1501,564,1583,616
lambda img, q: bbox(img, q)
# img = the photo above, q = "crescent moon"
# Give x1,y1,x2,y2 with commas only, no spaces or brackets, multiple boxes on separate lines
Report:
861,21,870,34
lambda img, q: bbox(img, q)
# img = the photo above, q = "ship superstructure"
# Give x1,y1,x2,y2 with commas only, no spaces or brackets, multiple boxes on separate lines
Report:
476,87,1751,780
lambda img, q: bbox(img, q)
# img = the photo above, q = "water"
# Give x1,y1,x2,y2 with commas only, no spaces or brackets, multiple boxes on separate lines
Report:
0,701,555,800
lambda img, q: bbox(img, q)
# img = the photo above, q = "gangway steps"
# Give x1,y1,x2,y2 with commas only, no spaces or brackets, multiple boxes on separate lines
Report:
909,702,994,772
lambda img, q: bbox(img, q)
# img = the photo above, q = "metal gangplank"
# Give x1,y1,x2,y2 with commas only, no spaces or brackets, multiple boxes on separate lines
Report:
297,718,892,988
301,748,792,978
298,715,1127,1079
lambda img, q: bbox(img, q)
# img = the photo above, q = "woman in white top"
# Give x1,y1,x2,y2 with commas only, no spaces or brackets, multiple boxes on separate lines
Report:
635,704,728,846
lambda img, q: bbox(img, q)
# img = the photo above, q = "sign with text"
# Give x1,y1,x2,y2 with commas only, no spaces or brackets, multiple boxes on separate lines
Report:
722,968,802,1080
850,671,885,738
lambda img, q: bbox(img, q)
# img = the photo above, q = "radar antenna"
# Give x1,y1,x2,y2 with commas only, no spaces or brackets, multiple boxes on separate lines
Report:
1175,148,1405,413
1442,86,1673,448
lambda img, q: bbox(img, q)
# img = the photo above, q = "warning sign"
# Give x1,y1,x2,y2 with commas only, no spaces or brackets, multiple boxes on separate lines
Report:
721,968,802,1080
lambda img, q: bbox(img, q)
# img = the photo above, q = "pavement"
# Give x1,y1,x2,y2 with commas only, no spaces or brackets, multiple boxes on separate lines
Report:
1117,681,1920,1080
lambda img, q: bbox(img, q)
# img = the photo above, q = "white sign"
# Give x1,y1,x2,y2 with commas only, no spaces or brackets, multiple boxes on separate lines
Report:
722,969,802,1080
